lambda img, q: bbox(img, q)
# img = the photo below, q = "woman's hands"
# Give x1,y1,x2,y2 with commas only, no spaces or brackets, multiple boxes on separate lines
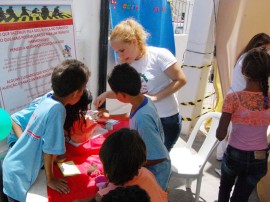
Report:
144,94,158,102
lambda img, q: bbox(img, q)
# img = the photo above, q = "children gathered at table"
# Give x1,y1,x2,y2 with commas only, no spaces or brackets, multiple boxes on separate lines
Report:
97,64,171,191
5,17,270,202
76,128,167,202
2,59,90,202
7,88,94,149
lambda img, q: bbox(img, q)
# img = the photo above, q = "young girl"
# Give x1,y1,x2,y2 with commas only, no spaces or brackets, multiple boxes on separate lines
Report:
216,49,270,202
77,128,167,202
64,89,98,144
217,33,270,161
94,18,187,152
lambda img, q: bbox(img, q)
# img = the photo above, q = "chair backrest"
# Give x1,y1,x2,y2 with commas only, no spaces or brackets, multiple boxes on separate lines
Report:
186,112,221,168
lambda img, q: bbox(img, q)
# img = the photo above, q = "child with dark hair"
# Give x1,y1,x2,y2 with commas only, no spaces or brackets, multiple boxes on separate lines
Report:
76,128,167,202
64,89,98,144
64,88,92,132
217,33,270,161
3,59,90,202
216,49,270,202
101,185,150,202
8,89,95,148
98,63,171,191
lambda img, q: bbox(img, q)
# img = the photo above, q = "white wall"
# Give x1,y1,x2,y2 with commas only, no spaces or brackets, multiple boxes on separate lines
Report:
72,0,100,102
105,44,132,114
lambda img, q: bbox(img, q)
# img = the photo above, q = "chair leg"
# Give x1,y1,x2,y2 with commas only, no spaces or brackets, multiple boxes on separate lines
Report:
185,178,192,189
195,175,202,202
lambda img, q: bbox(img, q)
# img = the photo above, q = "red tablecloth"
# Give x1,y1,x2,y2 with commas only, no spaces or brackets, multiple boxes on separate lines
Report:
47,119,129,202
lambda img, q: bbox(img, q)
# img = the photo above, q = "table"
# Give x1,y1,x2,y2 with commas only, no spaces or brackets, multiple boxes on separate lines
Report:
26,119,129,202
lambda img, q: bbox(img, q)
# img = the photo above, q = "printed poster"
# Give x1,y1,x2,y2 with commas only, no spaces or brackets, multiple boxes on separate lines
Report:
110,0,175,55
0,0,77,114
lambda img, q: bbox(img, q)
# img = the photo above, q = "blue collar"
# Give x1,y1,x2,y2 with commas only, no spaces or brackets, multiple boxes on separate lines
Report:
130,96,148,118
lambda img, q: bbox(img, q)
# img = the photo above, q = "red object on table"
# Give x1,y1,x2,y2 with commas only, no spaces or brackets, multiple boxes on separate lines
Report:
47,119,129,202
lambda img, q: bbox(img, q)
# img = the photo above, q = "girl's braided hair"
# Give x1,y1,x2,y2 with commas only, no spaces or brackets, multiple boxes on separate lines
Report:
242,49,270,109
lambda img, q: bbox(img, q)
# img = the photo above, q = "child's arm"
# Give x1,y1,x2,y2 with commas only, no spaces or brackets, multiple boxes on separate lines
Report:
12,120,23,138
216,112,232,141
43,153,70,194
94,91,116,109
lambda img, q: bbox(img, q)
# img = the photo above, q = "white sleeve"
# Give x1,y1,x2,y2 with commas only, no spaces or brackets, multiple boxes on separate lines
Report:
157,48,177,71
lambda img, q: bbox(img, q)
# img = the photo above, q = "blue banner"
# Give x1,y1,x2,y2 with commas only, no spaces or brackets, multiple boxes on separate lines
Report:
110,0,175,55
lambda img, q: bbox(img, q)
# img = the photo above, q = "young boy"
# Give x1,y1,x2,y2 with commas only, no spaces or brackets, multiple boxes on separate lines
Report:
100,63,171,191
8,88,93,148
2,59,90,202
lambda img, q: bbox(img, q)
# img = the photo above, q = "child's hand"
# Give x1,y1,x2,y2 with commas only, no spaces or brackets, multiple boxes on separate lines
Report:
87,163,101,177
94,92,107,109
53,154,66,163
47,177,70,194
97,108,110,119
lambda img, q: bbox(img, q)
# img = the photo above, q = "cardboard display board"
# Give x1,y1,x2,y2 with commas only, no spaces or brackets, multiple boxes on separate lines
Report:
0,0,76,114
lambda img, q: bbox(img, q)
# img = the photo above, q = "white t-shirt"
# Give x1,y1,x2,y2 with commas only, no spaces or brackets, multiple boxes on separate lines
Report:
230,52,270,94
131,46,179,117
229,53,247,93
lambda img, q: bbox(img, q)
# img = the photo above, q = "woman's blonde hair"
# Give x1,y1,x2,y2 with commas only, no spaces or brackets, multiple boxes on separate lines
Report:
110,18,149,56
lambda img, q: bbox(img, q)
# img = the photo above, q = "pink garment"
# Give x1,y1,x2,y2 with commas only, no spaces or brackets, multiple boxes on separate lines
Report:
222,91,270,150
98,167,167,202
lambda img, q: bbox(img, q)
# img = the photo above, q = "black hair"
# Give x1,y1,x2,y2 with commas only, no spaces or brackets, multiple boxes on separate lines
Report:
51,59,90,97
99,128,146,185
64,88,92,135
101,185,150,202
242,49,270,109
108,63,141,96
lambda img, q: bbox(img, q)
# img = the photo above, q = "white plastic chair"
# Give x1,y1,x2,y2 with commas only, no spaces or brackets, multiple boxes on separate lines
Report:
170,112,221,202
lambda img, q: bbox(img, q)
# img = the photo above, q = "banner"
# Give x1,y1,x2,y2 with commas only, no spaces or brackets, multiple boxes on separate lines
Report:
0,0,76,114
110,0,175,55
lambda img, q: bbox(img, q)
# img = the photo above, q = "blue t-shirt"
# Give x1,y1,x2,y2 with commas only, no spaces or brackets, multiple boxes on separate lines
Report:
129,97,171,190
7,92,53,147
3,95,66,202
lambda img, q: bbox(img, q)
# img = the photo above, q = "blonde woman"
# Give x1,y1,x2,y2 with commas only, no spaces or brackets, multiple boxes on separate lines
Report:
95,18,186,152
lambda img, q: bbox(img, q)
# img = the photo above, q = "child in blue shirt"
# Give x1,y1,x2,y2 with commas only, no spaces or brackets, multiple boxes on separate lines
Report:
99,63,171,191
7,92,52,148
3,59,90,202
7,88,92,148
